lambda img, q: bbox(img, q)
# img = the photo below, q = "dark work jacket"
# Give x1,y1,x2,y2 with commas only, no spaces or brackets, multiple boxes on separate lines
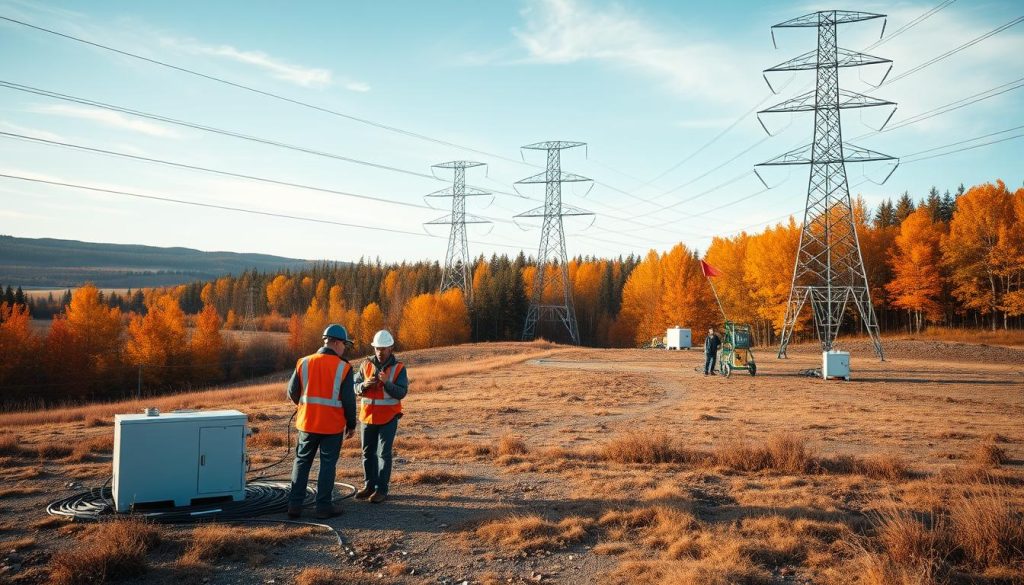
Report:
704,334,721,356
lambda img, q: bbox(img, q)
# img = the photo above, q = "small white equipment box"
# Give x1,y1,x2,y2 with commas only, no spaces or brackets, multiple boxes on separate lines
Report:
666,327,692,350
113,409,247,511
822,350,850,380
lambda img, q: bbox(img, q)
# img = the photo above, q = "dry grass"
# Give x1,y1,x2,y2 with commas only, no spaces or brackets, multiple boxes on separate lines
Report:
401,469,469,484
474,514,593,553
30,515,69,530
497,434,529,456
248,429,289,449
855,454,913,481
602,431,705,465
0,484,42,499
0,383,284,428
180,524,316,565
294,566,372,585
970,439,1009,468
904,326,1024,347
949,485,1024,568
0,537,36,551
49,518,161,585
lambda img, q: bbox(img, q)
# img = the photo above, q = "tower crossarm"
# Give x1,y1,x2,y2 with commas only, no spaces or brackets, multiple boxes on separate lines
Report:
514,204,594,218
426,213,493,225
425,185,491,197
772,10,885,28
521,140,586,151
756,142,897,166
759,88,895,114
765,47,890,72
515,170,592,184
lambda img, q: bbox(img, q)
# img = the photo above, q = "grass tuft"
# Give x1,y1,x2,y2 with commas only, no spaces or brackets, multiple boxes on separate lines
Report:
475,514,592,553
180,524,316,565
50,518,161,585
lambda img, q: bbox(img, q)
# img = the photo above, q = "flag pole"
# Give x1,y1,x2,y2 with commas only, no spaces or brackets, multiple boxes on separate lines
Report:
707,277,728,322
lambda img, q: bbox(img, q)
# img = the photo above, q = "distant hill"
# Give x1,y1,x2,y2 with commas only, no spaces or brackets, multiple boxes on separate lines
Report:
0,235,314,288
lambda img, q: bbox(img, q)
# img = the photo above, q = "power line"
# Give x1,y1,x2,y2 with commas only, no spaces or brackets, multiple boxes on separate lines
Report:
0,15,534,169
902,125,1024,163
0,80,532,200
880,16,1024,87
0,131,436,211
862,0,957,51
0,173,531,251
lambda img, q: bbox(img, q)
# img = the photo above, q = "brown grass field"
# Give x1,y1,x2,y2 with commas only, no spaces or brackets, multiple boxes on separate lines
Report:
0,339,1021,584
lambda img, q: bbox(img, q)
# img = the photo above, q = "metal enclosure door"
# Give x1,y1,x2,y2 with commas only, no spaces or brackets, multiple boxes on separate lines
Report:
197,425,243,494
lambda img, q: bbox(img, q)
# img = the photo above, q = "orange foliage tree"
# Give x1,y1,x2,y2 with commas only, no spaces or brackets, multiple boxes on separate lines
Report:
125,293,188,389
942,181,1017,329
190,304,224,384
0,302,40,399
885,208,945,332
397,289,470,350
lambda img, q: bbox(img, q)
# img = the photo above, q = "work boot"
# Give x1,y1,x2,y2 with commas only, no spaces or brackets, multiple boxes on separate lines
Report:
315,505,344,519
286,505,302,519
355,486,374,500
369,491,387,504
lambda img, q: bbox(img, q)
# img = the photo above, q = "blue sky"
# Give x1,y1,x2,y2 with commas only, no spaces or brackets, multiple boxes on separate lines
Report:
0,0,1021,263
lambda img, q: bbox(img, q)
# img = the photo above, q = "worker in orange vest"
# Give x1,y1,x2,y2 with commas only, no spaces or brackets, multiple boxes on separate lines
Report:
353,329,408,503
286,324,357,519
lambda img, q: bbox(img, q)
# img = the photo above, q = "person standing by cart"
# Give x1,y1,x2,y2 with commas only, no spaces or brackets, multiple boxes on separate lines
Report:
703,327,721,376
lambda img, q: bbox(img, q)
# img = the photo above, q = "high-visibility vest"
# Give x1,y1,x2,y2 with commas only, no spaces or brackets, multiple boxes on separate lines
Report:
359,359,404,425
295,353,352,434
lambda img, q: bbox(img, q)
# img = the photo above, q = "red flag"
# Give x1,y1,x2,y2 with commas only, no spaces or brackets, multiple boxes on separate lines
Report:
700,260,722,278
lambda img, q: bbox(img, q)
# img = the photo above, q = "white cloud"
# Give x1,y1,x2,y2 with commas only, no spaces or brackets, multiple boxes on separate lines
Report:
0,120,68,143
511,0,754,103
31,104,180,138
195,43,333,88
344,81,372,93
160,37,372,91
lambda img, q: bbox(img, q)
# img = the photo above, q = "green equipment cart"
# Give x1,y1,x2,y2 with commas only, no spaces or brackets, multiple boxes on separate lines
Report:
718,321,757,377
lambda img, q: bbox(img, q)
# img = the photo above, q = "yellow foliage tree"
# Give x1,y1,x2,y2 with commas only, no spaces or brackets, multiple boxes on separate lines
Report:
65,284,124,375
886,208,945,332
190,304,223,383
398,289,470,350
125,293,188,389
943,180,1016,329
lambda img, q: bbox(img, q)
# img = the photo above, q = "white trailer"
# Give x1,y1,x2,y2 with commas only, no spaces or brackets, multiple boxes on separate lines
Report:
666,327,692,350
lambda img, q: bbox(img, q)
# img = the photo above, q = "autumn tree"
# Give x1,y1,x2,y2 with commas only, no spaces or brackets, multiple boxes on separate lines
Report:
943,180,1016,330
0,303,40,401
65,284,124,380
886,208,945,333
744,218,804,337
398,289,470,350
190,304,224,384
125,293,189,389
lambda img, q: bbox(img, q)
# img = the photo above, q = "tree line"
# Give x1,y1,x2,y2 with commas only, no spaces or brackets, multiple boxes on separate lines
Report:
1,179,1020,407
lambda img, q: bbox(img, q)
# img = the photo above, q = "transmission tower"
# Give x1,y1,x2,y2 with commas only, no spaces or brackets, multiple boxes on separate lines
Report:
516,141,593,345
424,161,492,304
756,10,897,361
242,281,259,336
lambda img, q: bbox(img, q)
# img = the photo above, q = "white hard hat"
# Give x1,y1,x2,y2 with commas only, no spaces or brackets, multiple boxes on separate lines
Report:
371,329,395,348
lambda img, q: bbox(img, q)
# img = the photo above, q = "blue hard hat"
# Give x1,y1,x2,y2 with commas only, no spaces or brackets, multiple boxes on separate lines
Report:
322,324,353,344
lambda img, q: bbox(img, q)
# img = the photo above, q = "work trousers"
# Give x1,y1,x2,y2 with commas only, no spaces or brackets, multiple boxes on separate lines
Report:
704,352,717,375
361,417,399,496
289,430,343,510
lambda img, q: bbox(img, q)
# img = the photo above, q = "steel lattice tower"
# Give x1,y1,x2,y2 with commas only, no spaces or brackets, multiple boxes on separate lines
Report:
516,141,593,345
425,161,491,304
756,10,897,361
242,281,259,336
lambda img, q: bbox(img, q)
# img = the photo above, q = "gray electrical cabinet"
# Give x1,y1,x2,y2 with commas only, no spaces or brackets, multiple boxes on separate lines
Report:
113,409,247,511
